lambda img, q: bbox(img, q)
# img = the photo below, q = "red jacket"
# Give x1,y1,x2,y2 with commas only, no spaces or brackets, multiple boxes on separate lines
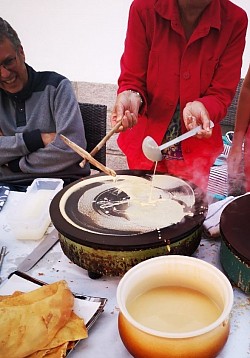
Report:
117,0,248,170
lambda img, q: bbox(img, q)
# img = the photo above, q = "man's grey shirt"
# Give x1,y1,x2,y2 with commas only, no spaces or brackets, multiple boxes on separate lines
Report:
0,65,90,184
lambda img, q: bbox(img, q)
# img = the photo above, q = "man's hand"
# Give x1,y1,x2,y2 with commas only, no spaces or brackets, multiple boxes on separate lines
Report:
41,132,56,146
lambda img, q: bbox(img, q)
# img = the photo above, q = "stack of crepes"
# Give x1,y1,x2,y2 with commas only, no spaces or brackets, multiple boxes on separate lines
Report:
0,280,88,357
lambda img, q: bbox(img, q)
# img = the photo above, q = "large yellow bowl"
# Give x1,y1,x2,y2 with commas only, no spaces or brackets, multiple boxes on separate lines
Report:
116,255,233,358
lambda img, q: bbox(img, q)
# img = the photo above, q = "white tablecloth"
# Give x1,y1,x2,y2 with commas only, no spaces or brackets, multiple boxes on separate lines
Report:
0,192,249,358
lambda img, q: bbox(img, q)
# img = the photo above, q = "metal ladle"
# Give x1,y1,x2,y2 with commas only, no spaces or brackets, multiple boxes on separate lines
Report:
142,121,214,162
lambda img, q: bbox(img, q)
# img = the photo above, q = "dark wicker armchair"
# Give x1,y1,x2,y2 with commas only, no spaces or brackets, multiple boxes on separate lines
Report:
78,102,107,168
208,78,245,198
220,79,244,134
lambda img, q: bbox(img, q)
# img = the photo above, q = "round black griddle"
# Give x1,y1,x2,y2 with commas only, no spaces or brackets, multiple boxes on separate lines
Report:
50,170,207,251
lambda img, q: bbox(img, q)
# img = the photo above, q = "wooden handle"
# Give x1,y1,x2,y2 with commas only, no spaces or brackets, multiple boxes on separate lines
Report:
60,135,116,177
79,120,122,168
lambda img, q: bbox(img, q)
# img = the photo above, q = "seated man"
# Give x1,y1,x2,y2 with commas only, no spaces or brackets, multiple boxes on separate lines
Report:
0,17,90,190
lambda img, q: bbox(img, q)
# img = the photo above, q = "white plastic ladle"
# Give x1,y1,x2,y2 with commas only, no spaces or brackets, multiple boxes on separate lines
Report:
142,121,214,162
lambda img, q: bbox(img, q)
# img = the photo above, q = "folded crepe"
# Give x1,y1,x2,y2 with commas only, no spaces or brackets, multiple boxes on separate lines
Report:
26,312,88,358
0,280,87,358
26,342,69,358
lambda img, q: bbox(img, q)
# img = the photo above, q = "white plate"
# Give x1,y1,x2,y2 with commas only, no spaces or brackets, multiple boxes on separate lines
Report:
0,271,107,356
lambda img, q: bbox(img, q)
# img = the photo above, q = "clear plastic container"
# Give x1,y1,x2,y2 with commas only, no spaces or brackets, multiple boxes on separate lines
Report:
8,178,63,240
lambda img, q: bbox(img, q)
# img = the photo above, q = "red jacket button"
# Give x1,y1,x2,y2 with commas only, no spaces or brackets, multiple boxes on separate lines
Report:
183,71,190,80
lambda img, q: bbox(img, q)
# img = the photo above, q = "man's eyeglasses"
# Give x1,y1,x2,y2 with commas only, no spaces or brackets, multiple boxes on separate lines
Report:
0,56,17,74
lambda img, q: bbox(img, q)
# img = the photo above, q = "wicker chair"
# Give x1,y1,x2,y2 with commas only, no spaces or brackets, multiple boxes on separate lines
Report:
78,102,107,168
208,78,245,199
220,78,244,134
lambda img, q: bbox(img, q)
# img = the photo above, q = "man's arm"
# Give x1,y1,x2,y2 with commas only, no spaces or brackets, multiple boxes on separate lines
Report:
12,79,87,174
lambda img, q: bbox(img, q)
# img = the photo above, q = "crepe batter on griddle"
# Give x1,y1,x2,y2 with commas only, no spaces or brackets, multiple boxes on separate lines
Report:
76,175,194,233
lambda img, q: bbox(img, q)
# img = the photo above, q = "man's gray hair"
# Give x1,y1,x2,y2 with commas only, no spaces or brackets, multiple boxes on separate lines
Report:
0,17,21,50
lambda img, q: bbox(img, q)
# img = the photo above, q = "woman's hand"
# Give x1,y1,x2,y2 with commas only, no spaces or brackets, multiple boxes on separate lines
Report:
183,101,213,139
111,90,142,132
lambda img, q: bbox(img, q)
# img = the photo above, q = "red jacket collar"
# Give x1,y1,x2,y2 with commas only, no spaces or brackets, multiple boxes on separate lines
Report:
154,0,221,31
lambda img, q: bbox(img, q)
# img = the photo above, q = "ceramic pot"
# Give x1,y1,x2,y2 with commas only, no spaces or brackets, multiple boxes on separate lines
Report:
117,255,234,358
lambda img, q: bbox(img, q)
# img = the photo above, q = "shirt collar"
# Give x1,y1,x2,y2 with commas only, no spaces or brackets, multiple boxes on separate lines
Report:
155,0,221,31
